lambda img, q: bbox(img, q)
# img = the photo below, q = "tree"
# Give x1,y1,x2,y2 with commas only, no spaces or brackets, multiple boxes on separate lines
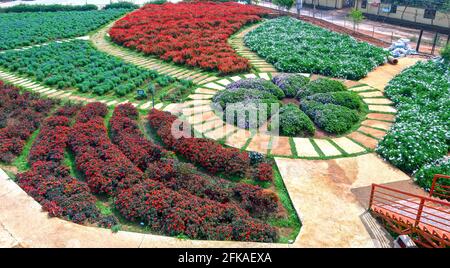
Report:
273,0,294,12
348,8,364,32
440,0,450,27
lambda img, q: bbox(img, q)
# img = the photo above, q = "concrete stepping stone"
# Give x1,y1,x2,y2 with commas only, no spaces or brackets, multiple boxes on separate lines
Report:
216,79,232,86
187,94,213,100
182,99,211,107
246,133,271,154
313,139,341,157
203,82,225,91
43,89,57,95
363,98,393,105
192,74,210,84
358,126,387,139
368,105,396,113
182,105,213,116
193,118,224,134
258,73,270,80
244,74,257,79
204,124,236,140
259,67,277,72
293,138,319,158
154,103,164,110
194,88,218,95
332,137,366,154
230,76,242,82
225,129,253,149
270,136,292,157
185,111,217,125
198,76,219,85
47,91,65,97
361,119,393,131
348,86,376,92
347,132,379,150
367,113,396,122
106,100,118,106
140,101,153,110
163,103,182,114
358,91,384,98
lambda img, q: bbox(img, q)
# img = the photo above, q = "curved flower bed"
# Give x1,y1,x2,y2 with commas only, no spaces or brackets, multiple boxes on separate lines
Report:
109,2,270,74
245,17,387,80
0,83,55,163
212,75,364,136
377,60,449,189
0,9,127,50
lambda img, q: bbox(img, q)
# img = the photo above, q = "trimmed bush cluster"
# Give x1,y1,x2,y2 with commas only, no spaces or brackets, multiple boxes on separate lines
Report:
0,9,127,50
274,104,315,136
213,76,362,135
109,2,270,74
0,40,188,97
104,2,139,10
17,104,117,227
272,73,310,98
377,61,449,176
413,156,450,195
245,17,387,80
301,100,359,134
0,83,55,163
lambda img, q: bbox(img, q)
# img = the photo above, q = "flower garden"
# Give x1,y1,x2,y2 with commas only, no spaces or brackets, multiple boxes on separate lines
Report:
0,1,448,248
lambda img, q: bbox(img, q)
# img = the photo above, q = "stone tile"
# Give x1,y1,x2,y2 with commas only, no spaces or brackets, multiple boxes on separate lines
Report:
163,103,182,114
194,88,218,95
313,139,341,157
203,82,225,91
139,101,153,110
246,134,271,154
270,136,293,157
187,94,212,100
348,86,375,92
333,137,366,154
193,119,224,134
361,120,393,131
216,79,232,86
258,73,270,80
225,129,253,149
244,74,257,79
366,113,396,122
347,132,379,150
293,138,319,158
368,105,396,113
358,91,384,98
186,111,218,125
358,126,387,139
182,105,213,116
230,76,242,82
154,103,164,110
198,76,219,85
203,124,236,140
182,99,211,107
362,98,393,105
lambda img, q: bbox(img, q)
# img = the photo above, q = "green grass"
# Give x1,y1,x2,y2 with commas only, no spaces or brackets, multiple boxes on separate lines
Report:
268,165,301,244
12,129,40,172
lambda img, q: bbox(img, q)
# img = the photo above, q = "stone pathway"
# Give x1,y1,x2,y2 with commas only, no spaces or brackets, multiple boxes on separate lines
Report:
0,70,167,111
276,153,411,248
90,22,219,85
229,23,277,73
173,72,397,159
359,57,421,91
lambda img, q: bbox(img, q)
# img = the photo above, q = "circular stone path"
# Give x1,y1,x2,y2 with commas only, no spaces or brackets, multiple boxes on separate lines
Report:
167,72,397,159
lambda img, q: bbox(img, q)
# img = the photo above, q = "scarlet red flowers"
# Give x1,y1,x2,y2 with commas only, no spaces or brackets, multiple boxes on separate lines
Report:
109,2,270,74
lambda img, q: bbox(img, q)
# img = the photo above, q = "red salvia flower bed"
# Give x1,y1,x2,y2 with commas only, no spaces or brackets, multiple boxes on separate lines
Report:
109,2,270,74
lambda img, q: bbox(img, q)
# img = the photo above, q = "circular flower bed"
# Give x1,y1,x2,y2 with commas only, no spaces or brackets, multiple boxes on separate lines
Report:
212,74,365,136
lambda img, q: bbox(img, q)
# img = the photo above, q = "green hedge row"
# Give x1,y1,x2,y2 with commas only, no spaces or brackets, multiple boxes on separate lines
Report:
0,4,98,13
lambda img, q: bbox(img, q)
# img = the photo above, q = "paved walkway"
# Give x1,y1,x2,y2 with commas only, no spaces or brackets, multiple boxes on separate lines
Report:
171,71,396,159
276,153,411,248
90,22,219,85
359,57,421,91
229,24,277,73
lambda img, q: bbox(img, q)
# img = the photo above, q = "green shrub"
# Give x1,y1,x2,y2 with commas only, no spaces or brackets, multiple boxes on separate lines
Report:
213,87,279,109
377,61,449,174
301,100,359,134
273,104,315,136
306,91,363,110
0,4,98,13
297,78,346,99
223,99,277,129
413,157,450,192
441,44,450,63
104,2,139,10
272,74,310,98
226,78,285,99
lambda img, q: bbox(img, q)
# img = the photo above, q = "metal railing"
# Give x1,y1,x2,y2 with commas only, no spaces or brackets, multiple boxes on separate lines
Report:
429,174,450,200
